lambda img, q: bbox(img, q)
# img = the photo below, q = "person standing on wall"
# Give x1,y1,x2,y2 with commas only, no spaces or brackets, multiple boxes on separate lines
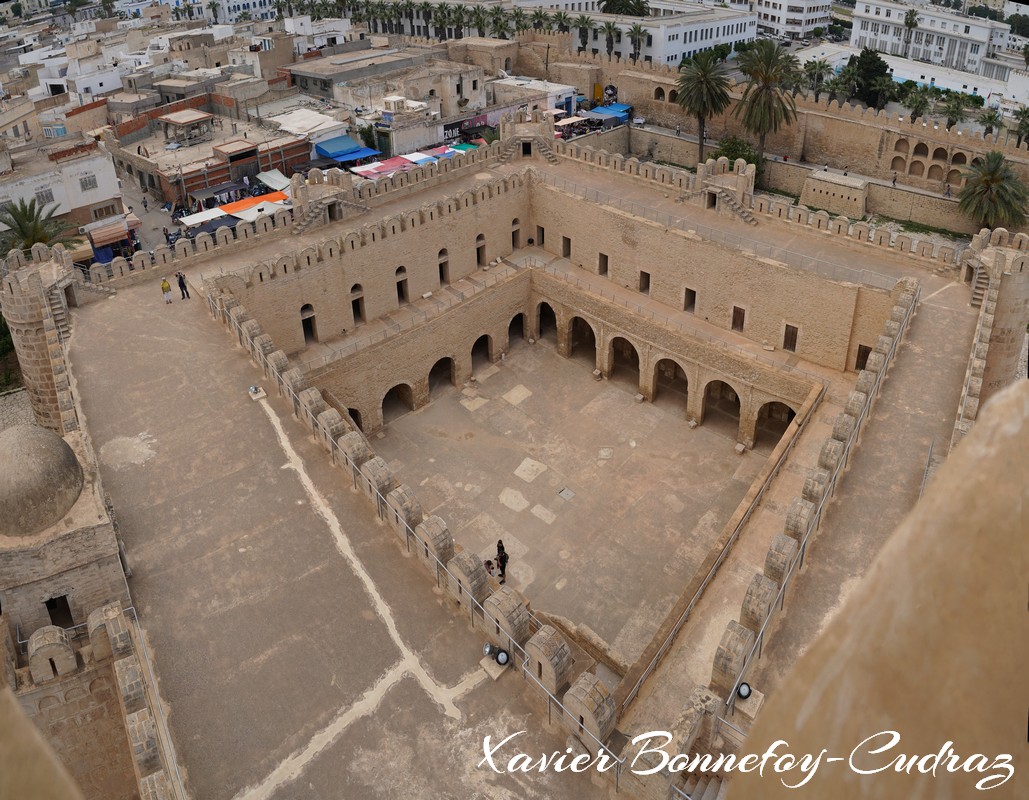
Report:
176,271,190,300
160,277,172,305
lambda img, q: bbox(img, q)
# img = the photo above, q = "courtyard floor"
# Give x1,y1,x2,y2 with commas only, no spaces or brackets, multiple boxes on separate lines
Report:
372,334,772,665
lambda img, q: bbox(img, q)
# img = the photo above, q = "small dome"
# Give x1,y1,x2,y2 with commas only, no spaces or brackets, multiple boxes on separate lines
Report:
0,425,84,538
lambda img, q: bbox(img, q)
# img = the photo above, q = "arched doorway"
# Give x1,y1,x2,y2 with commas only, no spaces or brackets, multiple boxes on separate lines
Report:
755,401,796,451
608,336,640,389
438,248,449,286
428,357,456,396
568,316,597,367
382,383,415,425
300,303,317,344
476,233,486,265
350,284,365,325
537,302,557,341
653,358,689,411
703,380,741,440
511,218,521,249
396,266,409,304
471,334,492,371
508,313,526,350
347,408,363,431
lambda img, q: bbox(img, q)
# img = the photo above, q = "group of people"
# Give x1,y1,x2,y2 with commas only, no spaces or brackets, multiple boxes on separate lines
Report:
483,540,510,585
159,272,191,304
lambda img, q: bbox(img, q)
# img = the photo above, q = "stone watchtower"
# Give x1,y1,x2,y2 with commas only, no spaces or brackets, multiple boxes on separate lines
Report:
0,245,81,435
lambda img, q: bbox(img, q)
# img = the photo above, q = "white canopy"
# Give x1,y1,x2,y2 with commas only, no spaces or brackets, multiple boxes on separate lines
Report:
555,116,585,126
256,169,291,192
179,208,227,227
227,200,291,223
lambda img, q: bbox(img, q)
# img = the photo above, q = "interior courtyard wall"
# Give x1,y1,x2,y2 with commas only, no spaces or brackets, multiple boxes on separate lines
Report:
223,185,529,354
529,184,892,371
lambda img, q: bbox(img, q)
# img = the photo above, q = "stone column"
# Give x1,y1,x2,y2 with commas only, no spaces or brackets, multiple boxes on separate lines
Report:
686,385,706,425
738,398,759,449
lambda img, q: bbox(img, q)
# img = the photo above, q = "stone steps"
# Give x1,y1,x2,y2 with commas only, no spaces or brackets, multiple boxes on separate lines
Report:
717,189,758,226
970,269,990,308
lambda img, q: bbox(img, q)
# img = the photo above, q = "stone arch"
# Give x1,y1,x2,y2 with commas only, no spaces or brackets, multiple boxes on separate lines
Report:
890,155,906,171
350,283,366,325
913,142,929,158
951,152,967,165
476,233,486,265
947,168,962,184
428,356,456,396
932,147,947,161
298,247,317,268
893,138,909,154
347,408,364,431
908,160,924,177
607,335,640,388
927,164,945,180
381,383,415,425
668,88,678,104
654,87,665,101
537,301,557,341
395,265,409,304
508,312,526,348
568,316,597,367
471,333,493,371
511,217,521,249
702,378,742,439
653,357,689,410
301,303,318,344
755,400,797,450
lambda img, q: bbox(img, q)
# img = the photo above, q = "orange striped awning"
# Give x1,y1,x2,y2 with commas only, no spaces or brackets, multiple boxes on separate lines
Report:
219,192,288,214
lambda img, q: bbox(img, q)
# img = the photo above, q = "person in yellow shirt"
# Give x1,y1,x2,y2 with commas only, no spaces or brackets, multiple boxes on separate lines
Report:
160,278,172,305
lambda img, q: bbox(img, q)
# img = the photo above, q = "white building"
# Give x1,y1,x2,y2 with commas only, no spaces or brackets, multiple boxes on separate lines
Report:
850,0,1011,79
284,15,353,53
754,0,831,41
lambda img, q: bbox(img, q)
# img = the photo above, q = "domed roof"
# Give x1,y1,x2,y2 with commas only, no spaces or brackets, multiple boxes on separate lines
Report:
0,425,84,538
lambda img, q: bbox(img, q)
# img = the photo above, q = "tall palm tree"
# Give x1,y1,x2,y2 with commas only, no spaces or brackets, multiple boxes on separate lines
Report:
903,9,920,59
511,8,530,36
450,4,466,38
600,0,649,14
601,20,619,60
553,11,571,33
906,86,930,124
469,5,488,37
489,8,511,40
676,50,731,164
1013,106,1029,147
943,93,967,130
803,58,832,103
958,151,1029,229
0,200,79,254
871,75,895,110
390,1,405,33
417,1,432,36
977,108,1003,139
574,13,593,54
627,23,646,63
274,0,286,19
531,8,551,31
399,0,415,35
433,3,451,39
734,39,798,165
206,0,220,21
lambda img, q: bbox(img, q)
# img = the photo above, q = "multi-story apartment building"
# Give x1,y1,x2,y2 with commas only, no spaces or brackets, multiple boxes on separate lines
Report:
850,0,1011,78
755,0,832,41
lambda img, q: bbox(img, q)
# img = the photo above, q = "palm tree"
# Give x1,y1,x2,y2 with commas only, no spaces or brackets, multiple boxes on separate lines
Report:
399,0,415,35
206,0,220,21
99,0,115,17
906,86,930,124
943,93,967,130
677,50,731,164
1013,107,1029,147
734,39,798,165
835,63,859,102
977,108,1003,139
803,59,832,103
390,1,405,33
871,75,895,110
511,8,530,36
601,20,619,60
903,9,920,59
531,9,551,31
958,151,1029,229
627,23,646,63
489,8,511,40
553,11,572,33
433,4,451,39
417,1,432,36
0,200,79,254
600,0,649,14
469,5,488,37
1022,42,1029,68
574,13,593,54
274,0,286,19
824,75,849,105
450,5,466,38
237,9,252,19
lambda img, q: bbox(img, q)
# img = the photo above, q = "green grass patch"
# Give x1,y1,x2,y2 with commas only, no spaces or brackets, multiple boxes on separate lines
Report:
652,159,696,173
759,187,800,201
868,214,969,241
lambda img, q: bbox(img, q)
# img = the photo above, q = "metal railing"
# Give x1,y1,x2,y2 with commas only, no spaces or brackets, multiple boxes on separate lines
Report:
620,378,826,714
723,284,921,716
535,171,900,291
218,298,626,785
919,437,936,498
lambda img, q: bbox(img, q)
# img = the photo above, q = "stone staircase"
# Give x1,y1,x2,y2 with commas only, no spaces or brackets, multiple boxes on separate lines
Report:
532,136,561,165
970,266,990,308
716,189,758,226
682,773,723,799
496,137,561,166
291,199,331,236
496,139,519,164
46,283,71,342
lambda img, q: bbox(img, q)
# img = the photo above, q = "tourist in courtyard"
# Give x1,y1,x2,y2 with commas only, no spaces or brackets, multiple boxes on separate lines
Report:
160,277,172,304
892,172,897,187
484,559,496,578
176,272,190,300
496,541,509,584
675,124,681,137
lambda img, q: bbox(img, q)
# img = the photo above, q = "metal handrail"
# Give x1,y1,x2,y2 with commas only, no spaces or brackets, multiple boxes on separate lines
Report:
919,437,935,498
723,284,922,715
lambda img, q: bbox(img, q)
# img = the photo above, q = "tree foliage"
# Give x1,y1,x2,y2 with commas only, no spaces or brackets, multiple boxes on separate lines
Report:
676,50,731,164
958,151,1029,230
0,200,79,253
734,40,798,167
848,47,891,108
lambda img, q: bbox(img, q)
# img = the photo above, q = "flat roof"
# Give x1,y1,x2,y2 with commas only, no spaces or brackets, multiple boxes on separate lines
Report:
158,109,214,125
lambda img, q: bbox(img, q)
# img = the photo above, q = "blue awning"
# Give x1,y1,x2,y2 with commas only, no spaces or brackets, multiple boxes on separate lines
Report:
315,134,363,159
606,102,631,113
335,146,381,163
